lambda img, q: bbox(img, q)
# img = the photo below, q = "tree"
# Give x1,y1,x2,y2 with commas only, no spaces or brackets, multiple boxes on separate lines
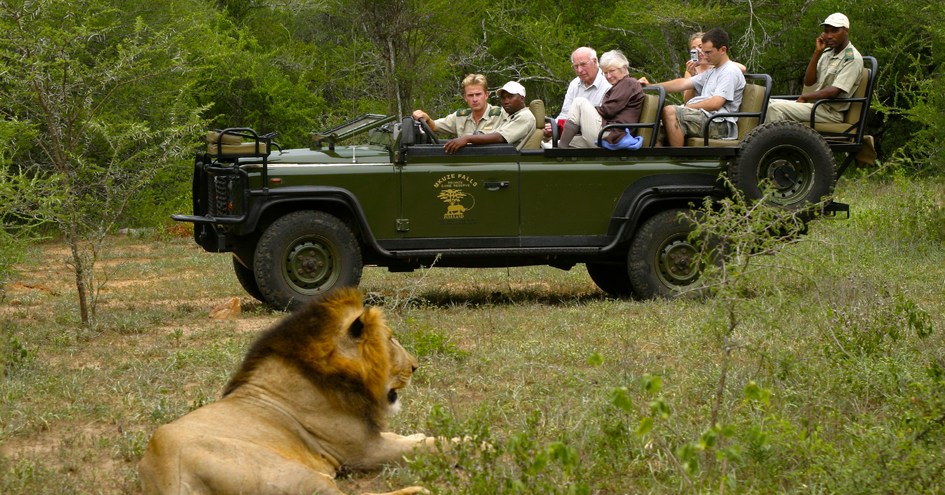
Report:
0,0,206,326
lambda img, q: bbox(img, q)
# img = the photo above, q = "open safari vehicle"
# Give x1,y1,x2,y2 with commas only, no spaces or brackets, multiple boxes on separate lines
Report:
175,57,878,310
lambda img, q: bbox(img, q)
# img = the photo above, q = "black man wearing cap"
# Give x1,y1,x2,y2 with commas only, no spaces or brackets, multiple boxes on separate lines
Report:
766,12,864,123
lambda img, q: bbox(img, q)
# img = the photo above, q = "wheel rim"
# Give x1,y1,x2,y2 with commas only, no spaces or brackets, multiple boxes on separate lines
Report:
283,236,339,293
758,144,815,205
656,234,700,288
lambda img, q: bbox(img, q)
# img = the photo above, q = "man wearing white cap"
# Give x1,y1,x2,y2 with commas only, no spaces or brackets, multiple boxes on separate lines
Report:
765,12,864,124
444,81,536,153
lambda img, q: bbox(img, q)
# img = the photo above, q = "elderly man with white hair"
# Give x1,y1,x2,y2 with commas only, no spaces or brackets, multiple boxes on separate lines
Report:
765,12,864,124
542,46,613,143
557,50,644,149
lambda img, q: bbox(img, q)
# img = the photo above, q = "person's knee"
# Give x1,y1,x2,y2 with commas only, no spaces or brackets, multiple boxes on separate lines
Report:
662,105,676,121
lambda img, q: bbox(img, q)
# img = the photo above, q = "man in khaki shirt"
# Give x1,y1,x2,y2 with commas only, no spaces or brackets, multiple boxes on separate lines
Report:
412,73,502,138
766,12,864,124
444,81,536,153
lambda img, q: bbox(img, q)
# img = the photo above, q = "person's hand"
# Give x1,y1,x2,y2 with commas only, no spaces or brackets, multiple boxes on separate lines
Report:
638,76,650,85
814,34,826,53
797,95,808,103
444,136,470,154
411,110,429,122
542,122,553,138
685,59,699,76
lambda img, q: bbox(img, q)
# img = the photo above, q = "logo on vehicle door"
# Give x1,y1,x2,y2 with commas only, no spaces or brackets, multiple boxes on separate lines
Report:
434,174,477,220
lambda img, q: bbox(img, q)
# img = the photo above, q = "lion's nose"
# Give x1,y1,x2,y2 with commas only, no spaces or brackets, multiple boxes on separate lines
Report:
411,365,418,373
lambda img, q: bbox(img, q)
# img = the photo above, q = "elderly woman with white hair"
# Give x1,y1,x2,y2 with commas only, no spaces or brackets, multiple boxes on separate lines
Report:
558,49,644,148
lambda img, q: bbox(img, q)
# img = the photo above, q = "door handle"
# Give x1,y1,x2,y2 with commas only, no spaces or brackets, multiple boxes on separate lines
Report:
484,180,510,191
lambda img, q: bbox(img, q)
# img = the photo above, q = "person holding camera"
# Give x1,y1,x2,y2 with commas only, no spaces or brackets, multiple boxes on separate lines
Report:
644,28,745,147
682,31,747,103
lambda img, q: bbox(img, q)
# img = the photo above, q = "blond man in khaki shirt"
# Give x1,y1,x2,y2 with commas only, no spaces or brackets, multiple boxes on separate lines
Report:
412,74,502,138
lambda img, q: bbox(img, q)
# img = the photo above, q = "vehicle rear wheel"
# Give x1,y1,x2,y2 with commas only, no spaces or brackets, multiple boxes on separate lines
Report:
232,256,264,302
731,121,835,209
586,262,635,297
254,210,362,311
628,209,704,299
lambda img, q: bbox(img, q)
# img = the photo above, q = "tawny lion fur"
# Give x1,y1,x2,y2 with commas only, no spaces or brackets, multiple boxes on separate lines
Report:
138,288,436,495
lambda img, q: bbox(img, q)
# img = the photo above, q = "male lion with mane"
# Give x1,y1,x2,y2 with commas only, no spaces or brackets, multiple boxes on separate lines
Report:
139,288,437,495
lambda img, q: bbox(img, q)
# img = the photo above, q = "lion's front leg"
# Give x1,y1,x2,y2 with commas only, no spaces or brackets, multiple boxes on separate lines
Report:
360,487,430,495
349,432,436,468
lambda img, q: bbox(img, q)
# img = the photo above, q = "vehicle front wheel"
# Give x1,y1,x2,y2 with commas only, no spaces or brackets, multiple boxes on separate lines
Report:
628,209,704,299
232,256,264,302
586,262,635,298
254,210,362,311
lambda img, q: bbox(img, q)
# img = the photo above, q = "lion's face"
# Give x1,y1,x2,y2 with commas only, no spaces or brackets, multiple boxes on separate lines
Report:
384,334,417,411
333,301,418,414
225,288,419,425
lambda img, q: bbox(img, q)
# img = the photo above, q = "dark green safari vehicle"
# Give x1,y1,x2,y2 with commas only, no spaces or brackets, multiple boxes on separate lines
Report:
174,61,876,309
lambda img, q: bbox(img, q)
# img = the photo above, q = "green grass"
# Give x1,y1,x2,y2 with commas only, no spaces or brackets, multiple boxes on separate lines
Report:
1,177,944,494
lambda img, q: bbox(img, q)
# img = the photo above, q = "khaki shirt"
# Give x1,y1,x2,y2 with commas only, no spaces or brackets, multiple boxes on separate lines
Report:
496,106,537,150
433,104,503,137
808,43,864,113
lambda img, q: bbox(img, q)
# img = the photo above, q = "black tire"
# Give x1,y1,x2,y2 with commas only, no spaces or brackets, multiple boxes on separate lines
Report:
232,256,264,302
254,210,362,311
628,209,704,299
586,262,635,298
731,121,836,209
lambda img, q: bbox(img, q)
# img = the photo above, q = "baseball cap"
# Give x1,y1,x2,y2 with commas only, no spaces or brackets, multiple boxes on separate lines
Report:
496,81,526,98
822,13,849,29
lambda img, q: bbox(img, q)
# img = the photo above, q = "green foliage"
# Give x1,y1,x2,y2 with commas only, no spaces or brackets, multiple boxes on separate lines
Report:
849,174,945,244
0,321,32,378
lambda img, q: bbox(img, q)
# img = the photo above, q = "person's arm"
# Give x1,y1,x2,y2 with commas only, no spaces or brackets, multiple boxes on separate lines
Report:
796,86,842,103
648,76,695,95
411,110,437,131
443,132,506,153
596,79,632,119
803,35,827,87
686,95,726,112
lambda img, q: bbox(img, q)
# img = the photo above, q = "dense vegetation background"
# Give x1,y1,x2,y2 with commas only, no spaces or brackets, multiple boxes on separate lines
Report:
0,0,943,320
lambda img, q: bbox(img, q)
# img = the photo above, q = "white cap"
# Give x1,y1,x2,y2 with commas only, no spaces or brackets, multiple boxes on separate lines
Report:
822,12,849,29
496,81,526,98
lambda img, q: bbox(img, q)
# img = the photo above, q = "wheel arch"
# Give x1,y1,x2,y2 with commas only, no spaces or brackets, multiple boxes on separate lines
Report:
605,173,725,251
243,188,391,262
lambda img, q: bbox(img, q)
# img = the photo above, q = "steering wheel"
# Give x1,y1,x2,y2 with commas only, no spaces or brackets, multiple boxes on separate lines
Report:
416,118,440,145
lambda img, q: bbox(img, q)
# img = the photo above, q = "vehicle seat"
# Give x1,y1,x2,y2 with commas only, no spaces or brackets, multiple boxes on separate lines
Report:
686,73,772,147
595,85,665,148
521,99,545,150
207,130,272,157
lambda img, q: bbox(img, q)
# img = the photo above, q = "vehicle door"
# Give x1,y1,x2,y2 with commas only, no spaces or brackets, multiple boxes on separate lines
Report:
397,145,520,241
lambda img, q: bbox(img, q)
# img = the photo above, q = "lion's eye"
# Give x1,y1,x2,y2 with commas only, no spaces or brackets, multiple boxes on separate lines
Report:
348,318,364,339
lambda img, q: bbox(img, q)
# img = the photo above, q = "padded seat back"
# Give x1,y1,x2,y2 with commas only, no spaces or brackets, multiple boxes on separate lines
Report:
521,99,546,150
734,82,766,140
206,130,271,157
685,73,772,147
636,91,661,146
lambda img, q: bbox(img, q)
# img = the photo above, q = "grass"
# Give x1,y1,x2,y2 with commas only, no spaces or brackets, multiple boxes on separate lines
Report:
1,176,944,494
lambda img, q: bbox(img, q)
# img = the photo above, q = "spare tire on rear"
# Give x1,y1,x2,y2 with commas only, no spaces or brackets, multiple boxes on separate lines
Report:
730,121,836,209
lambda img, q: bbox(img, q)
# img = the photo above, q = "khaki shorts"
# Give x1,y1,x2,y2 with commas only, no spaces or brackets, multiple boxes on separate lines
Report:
673,106,735,139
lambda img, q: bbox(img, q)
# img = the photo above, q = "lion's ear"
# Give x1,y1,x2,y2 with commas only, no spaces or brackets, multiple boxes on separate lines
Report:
348,315,365,339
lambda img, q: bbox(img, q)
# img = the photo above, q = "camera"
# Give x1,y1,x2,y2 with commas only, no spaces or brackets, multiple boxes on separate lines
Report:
689,49,699,63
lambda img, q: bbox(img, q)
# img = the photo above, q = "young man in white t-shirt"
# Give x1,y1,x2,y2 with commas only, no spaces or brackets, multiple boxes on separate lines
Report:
644,28,745,146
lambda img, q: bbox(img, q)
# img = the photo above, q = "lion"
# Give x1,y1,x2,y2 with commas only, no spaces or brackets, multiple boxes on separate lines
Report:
139,288,437,495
